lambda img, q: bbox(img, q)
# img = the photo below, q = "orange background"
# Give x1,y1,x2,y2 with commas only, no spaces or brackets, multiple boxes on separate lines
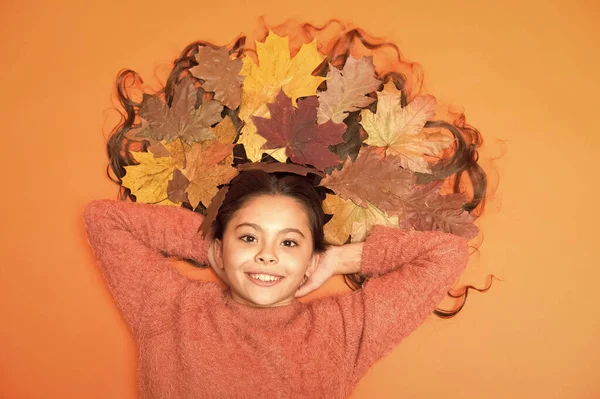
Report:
1,0,599,398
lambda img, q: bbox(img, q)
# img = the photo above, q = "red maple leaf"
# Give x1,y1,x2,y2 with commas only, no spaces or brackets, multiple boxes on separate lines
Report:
252,90,346,170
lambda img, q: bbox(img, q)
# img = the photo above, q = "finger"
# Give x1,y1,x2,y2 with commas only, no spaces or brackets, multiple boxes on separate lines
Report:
295,283,311,297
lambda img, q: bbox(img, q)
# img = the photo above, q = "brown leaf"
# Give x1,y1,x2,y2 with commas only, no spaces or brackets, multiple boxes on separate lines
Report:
320,147,415,209
133,77,223,144
252,90,346,170
395,180,479,239
181,143,239,208
191,46,244,109
167,168,190,203
317,56,381,124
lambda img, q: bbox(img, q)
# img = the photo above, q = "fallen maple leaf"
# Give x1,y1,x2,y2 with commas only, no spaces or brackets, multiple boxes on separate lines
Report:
252,90,345,170
121,151,181,206
391,180,479,239
211,115,238,144
129,76,223,144
317,56,381,124
322,194,399,245
241,30,326,108
320,147,415,208
181,142,238,208
191,46,244,109
167,168,190,204
362,82,454,173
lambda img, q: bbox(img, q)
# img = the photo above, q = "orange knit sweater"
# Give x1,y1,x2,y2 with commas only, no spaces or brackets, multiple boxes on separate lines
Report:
83,199,469,399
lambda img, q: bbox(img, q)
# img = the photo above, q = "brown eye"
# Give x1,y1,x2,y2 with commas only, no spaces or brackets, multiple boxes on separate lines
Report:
282,240,298,247
240,235,256,243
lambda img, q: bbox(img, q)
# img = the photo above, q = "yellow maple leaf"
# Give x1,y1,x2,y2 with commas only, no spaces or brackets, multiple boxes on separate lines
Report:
181,144,239,209
362,82,454,174
241,31,326,107
211,115,238,145
122,151,181,206
323,194,399,245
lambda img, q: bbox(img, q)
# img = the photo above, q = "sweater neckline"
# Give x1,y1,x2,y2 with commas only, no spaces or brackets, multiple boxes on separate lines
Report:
221,287,305,326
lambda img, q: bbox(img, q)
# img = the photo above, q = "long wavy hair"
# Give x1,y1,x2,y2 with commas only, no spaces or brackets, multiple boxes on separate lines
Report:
104,18,497,318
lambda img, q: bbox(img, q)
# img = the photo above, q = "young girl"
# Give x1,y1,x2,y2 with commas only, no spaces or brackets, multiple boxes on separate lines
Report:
84,170,468,398
85,20,487,398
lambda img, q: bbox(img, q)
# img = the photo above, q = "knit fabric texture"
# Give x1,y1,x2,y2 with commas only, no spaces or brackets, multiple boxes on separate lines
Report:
83,199,469,399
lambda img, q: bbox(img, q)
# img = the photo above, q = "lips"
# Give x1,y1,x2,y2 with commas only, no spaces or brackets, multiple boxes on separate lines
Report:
246,273,285,287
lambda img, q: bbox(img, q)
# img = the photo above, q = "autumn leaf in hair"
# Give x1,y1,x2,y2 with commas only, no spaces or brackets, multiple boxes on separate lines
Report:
361,82,454,174
319,147,415,209
317,56,381,124
238,31,325,162
128,76,223,144
253,90,346,171
190,46,244,110
392,180,479,239
322,194,399,245
122,140,189,206
179,142,238,209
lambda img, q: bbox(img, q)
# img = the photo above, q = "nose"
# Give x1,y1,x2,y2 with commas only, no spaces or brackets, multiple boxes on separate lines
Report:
255,245,278,264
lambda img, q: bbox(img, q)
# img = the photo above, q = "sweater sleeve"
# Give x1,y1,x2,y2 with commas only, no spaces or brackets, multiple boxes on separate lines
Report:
328,225,469,386
83,199,211,336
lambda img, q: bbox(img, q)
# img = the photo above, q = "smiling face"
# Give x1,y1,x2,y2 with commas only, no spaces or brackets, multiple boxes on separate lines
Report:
213,194,320,308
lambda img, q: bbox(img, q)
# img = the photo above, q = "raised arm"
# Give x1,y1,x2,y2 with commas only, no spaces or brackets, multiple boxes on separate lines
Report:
83,199,211,336
322,225,469,386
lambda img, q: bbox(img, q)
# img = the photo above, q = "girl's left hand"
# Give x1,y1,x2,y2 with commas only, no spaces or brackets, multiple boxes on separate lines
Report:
295,245,341,297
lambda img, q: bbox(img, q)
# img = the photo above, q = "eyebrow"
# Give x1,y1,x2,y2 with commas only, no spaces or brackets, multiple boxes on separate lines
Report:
235,222,306,238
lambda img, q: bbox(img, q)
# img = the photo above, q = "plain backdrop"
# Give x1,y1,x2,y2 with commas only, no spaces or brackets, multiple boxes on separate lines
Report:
1,0,599,398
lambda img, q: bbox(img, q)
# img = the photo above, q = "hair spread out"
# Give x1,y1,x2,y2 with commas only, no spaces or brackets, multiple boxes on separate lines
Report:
105,18,499,319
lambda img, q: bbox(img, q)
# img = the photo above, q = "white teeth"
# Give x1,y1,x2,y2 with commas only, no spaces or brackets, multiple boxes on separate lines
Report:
249,273,282,282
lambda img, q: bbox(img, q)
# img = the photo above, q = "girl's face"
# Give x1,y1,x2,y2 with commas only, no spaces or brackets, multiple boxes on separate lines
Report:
213,194,320,308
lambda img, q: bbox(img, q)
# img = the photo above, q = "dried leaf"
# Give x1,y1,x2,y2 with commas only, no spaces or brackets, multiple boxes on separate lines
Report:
167,168,190,203
317,56,380,124
200,185,230,238
393,180,479,239
320,147,415,208
191,46,244,109
181,143,239,208
121,151,181,206
132,77,223,144
322,194,399,245
212,115,238,144
241,30,326,108
362,82,454,173
253,90,345,170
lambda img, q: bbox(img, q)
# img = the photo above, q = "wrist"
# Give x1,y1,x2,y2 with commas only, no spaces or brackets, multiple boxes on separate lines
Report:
334,242,363,275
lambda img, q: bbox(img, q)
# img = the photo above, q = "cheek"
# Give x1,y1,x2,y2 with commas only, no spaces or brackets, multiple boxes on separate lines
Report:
222,241,253,268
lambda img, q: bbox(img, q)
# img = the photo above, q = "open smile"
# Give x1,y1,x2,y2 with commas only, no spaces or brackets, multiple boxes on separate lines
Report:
246,273,285,287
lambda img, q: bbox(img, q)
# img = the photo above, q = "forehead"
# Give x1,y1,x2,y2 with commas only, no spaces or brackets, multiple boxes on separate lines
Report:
231,195,311,228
